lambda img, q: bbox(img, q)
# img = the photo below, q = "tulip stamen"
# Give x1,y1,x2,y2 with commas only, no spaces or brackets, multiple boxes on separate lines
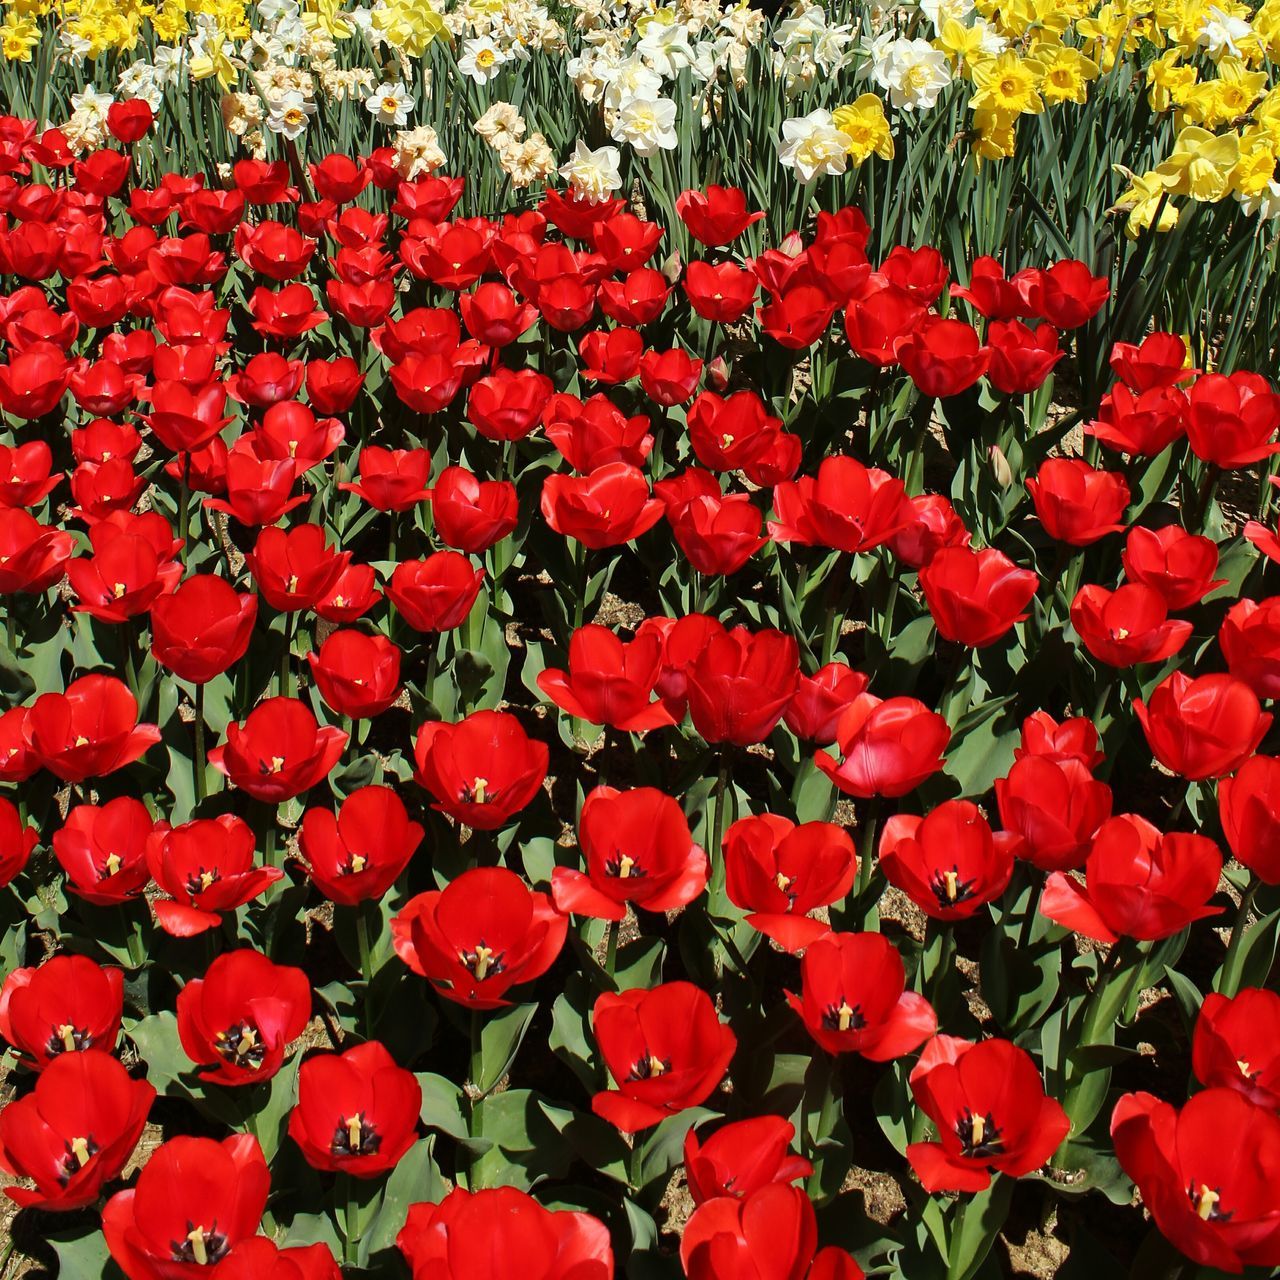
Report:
1189,1183,1229,1221
627,1051,672,1081
331,1111,381,1157
957,1108,1004,1158
56,1023,81,1054
929,865,976,908
822,1000,865,1033
171,1222,228,1265
460,941,506,982
460,776,491,804
1238,1058,1254,1079
346,853,368,875
606,850,647,879
102,852,122,878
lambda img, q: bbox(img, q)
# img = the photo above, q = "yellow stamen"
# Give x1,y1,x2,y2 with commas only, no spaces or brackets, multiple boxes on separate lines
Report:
618,854,635,879
186,1227,208,1266
70,1135,91,1167
1194,1185,1220,1220
943,870,959,901
58,1024,76,1053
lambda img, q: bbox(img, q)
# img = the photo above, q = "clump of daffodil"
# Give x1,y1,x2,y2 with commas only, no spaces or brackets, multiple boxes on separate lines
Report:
0,10,39,60
373,0,447,57
1111,167,1182,237
832,94,895,164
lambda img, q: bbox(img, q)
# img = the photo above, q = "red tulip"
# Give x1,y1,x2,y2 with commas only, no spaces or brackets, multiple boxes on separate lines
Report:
289,1040,420,1177
683,260,757,324
466,366,554,442
0,341,73,419
675,186,763,246
299,785,423,906
392,866,566,1008
787,931,936,1059
146,814,284,936
1193,989,1280,1109
431,466,518,554
879,800,1018,921
1069,583,1191,667
66,525,182,623
1026,458,1129,545
0,440,61,508
0,507,73,593
681,1183,864,1280
397,1187,612,1280
176,949,311,1086
655,469,768,577
209,696,347,803
1122,524,1222,610
246,523,350,612
339,445,432,513
141,379,232,453
212,1239,341,1280
919,546,1038,648
552,785,707,920
758,286,837,349
896,316,990,397
305,355,363,413
1041,814,1222,942
683,1116,812,1206
815,693,949,798
687,390,798,486
579,327,644,384
305,629,400,720
949,256,1032,321
1135,671,1271,781
249,283,328,340
387,553,484,633
1020,259,1108,328
1087,383,1188,457
1110,332,1194,391
103,1134,270,1276
592,981,736,1132
844,283,926,367
984,321,1063,394
723,814,857,952
1186,372,1280,469
598,268,670,328
995,755,1111,871
1220,753,1280,883
907,1036,1069,1192
23,674,159,782
1220,597,1280,700
769,457,911,554
52,797,153,905
543,393,652,473
0,793,36,887
150,574,258,683
686,626,799,746
1112,1088,1280,1272
0,1050,154,1210
782,663,869,744
542,463,664,549
0,955,122,1068
107,99,154,143
1014,711,1103,770
537,624,675,732
887,493,970,569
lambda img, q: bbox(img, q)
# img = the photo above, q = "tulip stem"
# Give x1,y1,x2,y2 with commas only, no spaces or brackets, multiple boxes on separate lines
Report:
572,540,588,636
279,610,294,698
178,455,190,566
711,751,731,874
341,1172,360,1266
856,798,881,901
355,905,375,1031
603,919,619,979
1217,876,1260,997
930,924,956,1008
193,682,206,806
628,1133,645,1191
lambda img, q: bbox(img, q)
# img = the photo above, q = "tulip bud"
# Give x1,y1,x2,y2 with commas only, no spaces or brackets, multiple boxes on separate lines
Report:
779,230,805,258
988,444,1014,489
660,249,683,284
705,355,730,391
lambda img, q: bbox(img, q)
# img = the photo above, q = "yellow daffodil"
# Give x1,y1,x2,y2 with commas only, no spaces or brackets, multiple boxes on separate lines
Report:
1035,43,1099,105
970,51,1045,116
0,10,39,60
833,94,895,163
1153,126,1241,200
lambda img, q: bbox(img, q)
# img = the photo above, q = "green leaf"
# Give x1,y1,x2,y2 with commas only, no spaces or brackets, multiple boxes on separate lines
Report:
417,1071,469,1140
477,1002,538,1094
363,1137,446,1256
944,1174,1015,1280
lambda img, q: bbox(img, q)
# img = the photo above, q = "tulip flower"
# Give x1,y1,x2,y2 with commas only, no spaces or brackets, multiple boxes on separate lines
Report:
878,800,1018,921
683,1115,813,1205
683,260,758,323
51,797,153,905
307,630,401,720
782,663,869,744
1026,458,1130,545
685,626,799,746
0,1050,154,1210
467,367,554,441
289,1040,421,1177
1192,989,1280,1109
682,1183,865,1280
397,1187,613,1280
23,675,160,782
887,494,971,569
1220,753,1280,884
0,955,123,1069
656,469,769,577
995,755,1112,872
919,546,1038,648
1121,524,1223,610
150,574,258,683
1220,597,1280,700
460,282,539,347
1014,711,1104,770
815,693,949,798
246,523,351,612
413,710,548,830
299,786,424,906
431,467,519,554
103,1134,271,1275
209,697,348,803
769,456,911,554
1087,383,1188,457
896,316,990,397
592,981,737,1132
1069,583,1191,667
212,1238,341,1280
1186,371,1280,470
687,390,797,485
176,948,311,1087
146,815,284,936
392,866,566,1008
1040,814,1222,942
787,931,936,1059
675,186,764,246
723,814,857,951
907,1036,1070,1192
552,785,707,920
0,441,61,508
0,508,74,594
1021,259,1108,328
1112,1088,1280,1272
0,794,36,888
1135,671,1271,781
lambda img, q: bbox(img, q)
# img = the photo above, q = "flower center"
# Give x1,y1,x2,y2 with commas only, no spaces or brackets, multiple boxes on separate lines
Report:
52,1022,88,1054
214,1019,266,1068
822,1000,864,1033
930,866,977,907
627,1051,671,1081
331,1111,381,1157
957,1109,1004,1158
460,941,504,981
171,1223,228,1266
1189,1182,1231,1221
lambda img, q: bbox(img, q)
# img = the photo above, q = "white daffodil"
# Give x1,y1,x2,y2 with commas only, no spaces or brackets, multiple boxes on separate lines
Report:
777,108,850,182
459,36,509,82
870,37,952,110
557,139,622,203
611,94,678,156
266,89,316,140
366,81,414,126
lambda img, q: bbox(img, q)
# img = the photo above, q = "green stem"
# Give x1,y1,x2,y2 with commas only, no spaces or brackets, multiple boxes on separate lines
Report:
603,919,619,980
355,904,375,1031
178,455,191,567
341,1172,360,1267
278,610,294,698
193,682,207,806
1217,877,1260,997
930,924,956,1008
629,1133,645,1191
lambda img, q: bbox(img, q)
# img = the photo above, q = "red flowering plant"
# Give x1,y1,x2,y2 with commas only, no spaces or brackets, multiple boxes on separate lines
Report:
0,113,1277,1280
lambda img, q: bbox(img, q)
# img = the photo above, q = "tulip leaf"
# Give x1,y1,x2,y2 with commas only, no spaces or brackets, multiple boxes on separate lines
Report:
363,1137,445,1256
550,976,598,1091
477,1001,538,1094
638,1106,716,1190
469,1089,578,1190
943,1173,1015,1280
417,1071,469,1140
49,1224,118,1280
